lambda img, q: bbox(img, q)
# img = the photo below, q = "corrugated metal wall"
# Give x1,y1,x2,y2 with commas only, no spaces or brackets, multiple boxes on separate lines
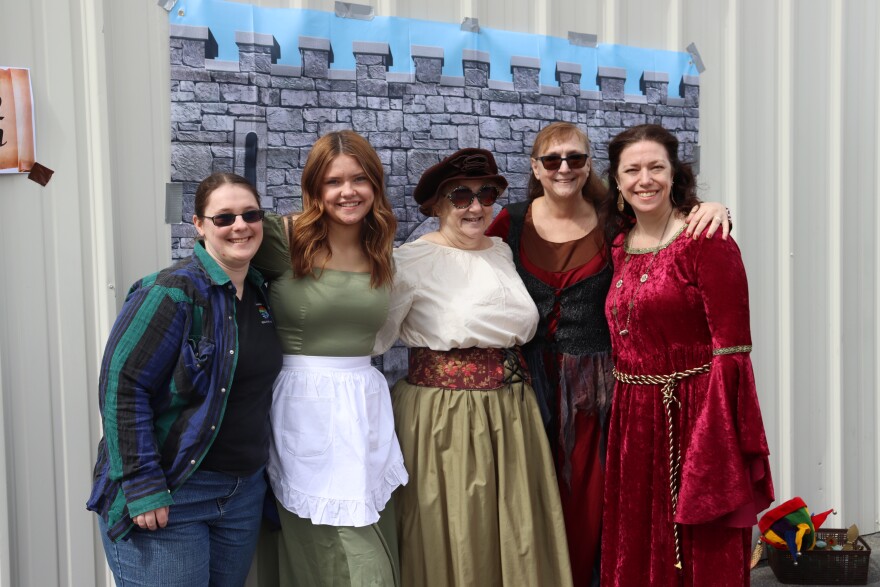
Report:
1,0,878,584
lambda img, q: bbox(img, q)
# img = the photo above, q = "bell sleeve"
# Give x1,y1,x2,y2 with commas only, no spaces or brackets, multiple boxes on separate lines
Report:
676,236,775,527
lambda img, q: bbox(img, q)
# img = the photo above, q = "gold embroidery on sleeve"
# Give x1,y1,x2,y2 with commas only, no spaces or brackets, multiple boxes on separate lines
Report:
713,345,752,356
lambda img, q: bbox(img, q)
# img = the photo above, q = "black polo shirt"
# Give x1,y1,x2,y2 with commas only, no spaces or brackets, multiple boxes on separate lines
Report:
200,280,282,475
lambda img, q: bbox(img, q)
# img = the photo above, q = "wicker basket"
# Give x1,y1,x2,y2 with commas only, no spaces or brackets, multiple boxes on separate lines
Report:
767,529,871,585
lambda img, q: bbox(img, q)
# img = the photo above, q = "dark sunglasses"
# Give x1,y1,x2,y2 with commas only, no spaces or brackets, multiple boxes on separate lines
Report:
201,209,265,227
535,153,589,171
446,185,502,209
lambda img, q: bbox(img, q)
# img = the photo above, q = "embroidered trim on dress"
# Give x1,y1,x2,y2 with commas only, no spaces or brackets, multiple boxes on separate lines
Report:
623,224,687,255
713,345,752,355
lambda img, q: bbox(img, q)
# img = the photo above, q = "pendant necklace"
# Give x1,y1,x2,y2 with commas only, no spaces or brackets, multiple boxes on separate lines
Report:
611,210,676,337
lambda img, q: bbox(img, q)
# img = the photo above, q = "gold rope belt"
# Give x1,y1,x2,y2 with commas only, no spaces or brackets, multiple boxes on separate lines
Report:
612,362,712,571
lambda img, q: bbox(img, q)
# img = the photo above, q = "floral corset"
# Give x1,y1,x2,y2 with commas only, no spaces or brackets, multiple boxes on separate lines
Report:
407,347,530,390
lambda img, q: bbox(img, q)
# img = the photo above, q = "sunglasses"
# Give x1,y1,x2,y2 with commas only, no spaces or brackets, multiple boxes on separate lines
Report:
535,153,589,171
201,209,265,227
446,185,502,209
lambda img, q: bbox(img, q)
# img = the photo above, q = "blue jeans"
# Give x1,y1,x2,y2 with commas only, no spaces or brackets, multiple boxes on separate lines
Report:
99,467,266,587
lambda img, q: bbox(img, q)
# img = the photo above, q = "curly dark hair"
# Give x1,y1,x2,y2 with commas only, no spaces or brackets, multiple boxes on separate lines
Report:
603,124,700,246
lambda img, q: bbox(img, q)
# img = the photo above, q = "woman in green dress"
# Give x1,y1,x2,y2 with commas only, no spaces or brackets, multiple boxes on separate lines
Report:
253,130,407,586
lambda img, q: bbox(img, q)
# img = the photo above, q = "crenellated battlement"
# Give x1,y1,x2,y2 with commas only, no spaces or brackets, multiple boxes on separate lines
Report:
169,24,700,255
172,25,698,103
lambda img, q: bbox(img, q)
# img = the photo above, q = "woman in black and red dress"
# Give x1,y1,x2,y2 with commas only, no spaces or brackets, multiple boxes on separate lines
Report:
486,121,730,585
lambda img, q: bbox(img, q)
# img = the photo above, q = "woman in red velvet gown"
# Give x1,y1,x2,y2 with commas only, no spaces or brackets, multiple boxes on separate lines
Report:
601,124,774,586
487,122,732,586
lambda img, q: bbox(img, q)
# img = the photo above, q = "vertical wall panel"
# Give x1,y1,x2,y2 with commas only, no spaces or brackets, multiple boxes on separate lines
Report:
0,356,9,587
735,0,784,495
678,0,733,217
72,0,119,581
104,0,172,305
776,0,797,502
616,0,676,49
828,0,845,516
841,0,880,529
875,0,880,534
0,0,110,582
791,0,839,513
1,3,53,584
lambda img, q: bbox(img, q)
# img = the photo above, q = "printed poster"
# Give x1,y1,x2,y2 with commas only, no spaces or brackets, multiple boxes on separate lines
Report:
0,67,36,174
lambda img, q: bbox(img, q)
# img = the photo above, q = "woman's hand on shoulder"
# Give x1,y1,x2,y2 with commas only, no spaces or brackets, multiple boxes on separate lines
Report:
685,201,731,240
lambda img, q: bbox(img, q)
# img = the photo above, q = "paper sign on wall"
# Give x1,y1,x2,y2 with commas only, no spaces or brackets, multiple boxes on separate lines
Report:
0,67,36,174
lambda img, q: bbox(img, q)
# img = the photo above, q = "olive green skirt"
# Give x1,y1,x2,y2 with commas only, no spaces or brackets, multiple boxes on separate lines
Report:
259,498,400,587
391,379,572,587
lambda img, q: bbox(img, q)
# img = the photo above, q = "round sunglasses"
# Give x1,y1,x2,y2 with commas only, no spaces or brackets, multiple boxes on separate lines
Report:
200,209,266,227
446,185,502,209
535,153,589,171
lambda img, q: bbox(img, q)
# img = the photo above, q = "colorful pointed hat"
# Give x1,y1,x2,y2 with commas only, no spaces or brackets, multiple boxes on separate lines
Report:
759,497,836,563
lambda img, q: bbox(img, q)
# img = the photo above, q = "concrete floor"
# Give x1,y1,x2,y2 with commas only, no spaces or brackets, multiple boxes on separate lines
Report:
751,532,879,586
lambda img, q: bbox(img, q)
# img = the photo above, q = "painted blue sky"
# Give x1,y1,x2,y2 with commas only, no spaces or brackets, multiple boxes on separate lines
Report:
170,0,697,96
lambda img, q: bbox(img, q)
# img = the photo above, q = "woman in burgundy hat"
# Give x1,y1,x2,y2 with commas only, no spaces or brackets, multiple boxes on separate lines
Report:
375,148,572,587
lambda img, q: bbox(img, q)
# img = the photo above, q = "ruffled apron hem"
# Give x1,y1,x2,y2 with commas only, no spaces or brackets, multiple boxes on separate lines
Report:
269,458,408,528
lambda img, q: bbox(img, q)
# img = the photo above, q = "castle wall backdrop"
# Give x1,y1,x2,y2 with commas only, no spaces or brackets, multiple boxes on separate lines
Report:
168,0,701,376
169,0,700,249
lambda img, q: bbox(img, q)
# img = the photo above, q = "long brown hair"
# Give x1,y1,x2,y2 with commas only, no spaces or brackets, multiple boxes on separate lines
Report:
528,122,607,210
290,130,396,288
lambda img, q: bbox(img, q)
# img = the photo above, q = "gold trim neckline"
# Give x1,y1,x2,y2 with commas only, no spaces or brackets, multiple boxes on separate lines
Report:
624,224,687,255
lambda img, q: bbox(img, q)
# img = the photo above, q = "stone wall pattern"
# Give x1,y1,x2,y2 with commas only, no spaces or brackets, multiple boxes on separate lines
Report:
170,25,699,377
170,25,700,258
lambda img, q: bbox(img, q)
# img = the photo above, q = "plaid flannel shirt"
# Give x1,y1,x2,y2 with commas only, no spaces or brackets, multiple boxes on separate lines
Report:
87,243,269,542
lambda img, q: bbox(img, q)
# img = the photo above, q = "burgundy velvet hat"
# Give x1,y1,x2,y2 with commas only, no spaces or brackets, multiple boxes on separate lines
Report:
412,148,508,216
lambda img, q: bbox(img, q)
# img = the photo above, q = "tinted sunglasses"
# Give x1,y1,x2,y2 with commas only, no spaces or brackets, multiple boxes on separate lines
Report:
201,209,266,227
446,185,502,209
535,153,589,171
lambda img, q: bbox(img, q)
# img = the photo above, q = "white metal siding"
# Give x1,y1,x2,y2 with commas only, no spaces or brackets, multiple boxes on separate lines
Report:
1,0,878,584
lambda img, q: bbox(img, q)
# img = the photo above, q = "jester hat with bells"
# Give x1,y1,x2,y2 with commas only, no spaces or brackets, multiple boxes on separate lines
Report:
759,497,836,563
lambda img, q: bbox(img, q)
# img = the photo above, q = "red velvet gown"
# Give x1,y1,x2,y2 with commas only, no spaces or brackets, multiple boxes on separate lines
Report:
602,227,774,587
